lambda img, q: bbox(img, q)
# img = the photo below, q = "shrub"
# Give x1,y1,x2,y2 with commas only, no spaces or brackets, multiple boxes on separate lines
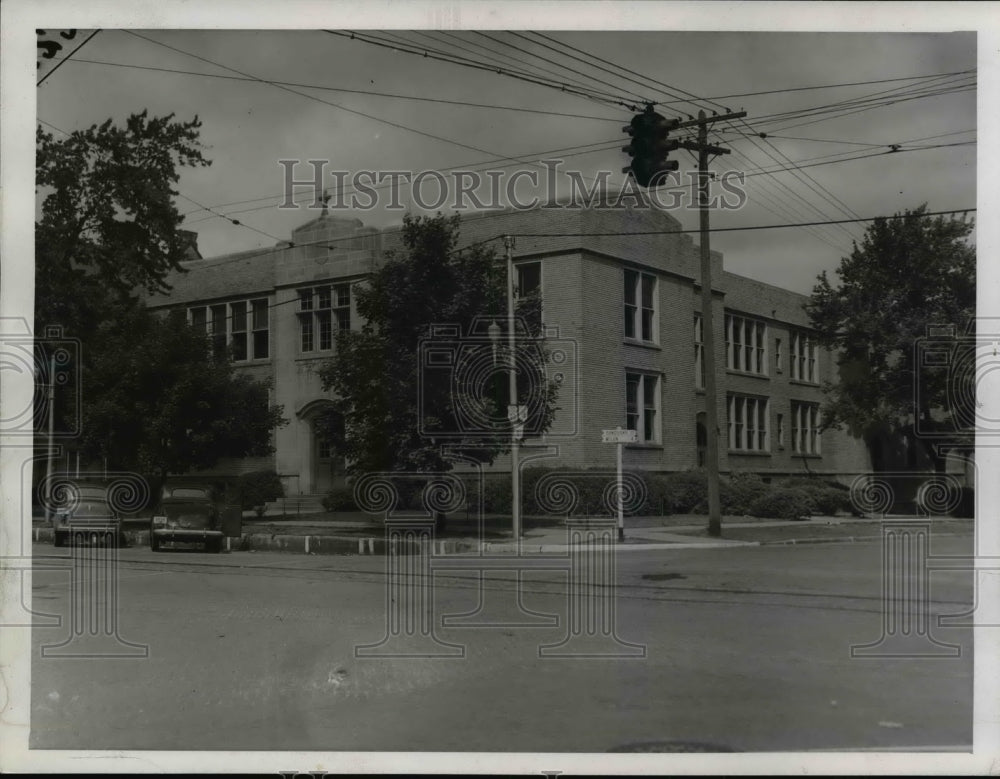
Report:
722,472,770,516
660,470,708,514
748,487,813,520
808,486,852,516
322,486,357,512
776,478,851,516
238,470,284,511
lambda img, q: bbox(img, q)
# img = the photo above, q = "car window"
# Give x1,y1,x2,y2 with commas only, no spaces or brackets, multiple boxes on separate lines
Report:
166,488,211,500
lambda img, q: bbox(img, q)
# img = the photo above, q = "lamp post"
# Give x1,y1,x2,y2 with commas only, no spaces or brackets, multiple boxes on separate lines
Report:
488,236,523,540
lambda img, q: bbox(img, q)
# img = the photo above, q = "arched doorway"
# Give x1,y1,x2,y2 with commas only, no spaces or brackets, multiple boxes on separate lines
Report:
297,401,346,494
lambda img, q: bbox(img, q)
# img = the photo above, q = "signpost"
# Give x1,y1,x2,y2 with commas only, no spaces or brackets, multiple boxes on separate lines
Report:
602,427,638,541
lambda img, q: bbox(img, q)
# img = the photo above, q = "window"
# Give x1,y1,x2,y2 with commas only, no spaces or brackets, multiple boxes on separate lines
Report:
776,413,785,448
625,372,660,443
791,402,821,454
790,331,820,382
516,262,541,297
189,298,269,362
624,269,657,343
516,261,542,332
694,313,705,389
725,314,767,375
727,393,770,452
298,283,352,353
775,338,783,374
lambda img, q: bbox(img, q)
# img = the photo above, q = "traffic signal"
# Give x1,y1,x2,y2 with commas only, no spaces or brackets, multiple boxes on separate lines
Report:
622,106,681,188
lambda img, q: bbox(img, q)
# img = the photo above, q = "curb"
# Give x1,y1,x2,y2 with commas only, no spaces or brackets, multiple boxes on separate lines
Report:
31,526,759,555
30,526,971,555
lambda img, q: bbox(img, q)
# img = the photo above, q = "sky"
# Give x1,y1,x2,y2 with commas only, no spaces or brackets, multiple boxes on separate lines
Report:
31,21,978,295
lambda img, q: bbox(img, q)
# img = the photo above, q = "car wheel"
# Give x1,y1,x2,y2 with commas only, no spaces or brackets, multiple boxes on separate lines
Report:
53,531,65,548
150,531,160,552
207,537,223,554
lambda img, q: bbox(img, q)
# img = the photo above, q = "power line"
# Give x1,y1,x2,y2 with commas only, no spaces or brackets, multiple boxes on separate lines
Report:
742,142,975,178
46,56,625,123
476,31,655,107
180,138,624,224
37,29,101,86
514,208,976,238
747,75,975,130
722,127,976,147
123,29,585,168
326,29,639,110
38,116,292,248
528,31,731,115
654,68,976,104
407,30,634,111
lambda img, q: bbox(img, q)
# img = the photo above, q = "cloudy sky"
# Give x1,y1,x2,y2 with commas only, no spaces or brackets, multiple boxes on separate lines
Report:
28,9,981,295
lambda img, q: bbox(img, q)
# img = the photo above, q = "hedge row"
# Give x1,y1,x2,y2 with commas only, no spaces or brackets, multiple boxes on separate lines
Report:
322,469,856,521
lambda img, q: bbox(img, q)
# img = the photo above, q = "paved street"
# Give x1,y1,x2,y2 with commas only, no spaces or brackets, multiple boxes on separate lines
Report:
28,535,974,752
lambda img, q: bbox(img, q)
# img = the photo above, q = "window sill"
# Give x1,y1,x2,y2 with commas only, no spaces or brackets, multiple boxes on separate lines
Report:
296,352,335,361
232,358,271,366
727,450,772,457
791,453,823,459
623,338,661,351
626,442,664,450
788,379,822,388
725,369,770,380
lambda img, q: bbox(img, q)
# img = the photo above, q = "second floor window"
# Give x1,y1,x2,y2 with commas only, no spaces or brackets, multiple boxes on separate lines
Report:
725,313,767,375
624,269,657,343
298,283,351,353
189,298,269,362
790,331,819,382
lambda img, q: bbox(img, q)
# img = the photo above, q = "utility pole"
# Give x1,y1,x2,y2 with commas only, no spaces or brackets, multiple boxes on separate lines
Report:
696,111,726,537
644,108,747,538
504,235,524,541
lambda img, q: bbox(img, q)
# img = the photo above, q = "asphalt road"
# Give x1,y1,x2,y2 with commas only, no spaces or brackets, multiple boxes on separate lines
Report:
28,535,975,752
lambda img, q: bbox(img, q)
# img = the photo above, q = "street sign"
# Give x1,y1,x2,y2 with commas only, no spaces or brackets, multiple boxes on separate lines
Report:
602,427,638,444
507,405,528,423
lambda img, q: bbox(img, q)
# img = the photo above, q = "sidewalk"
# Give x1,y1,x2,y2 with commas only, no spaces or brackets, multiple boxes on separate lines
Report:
29,513,974,556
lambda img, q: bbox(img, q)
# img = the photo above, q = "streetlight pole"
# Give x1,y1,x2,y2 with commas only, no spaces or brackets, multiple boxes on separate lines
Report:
504,235,522,541
44,352,57,524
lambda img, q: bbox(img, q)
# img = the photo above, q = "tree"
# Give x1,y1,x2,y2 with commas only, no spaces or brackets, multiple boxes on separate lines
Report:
805,205,975,471
77,302,287,480
35,113,286,481
315,213,559,481
35,111,210,338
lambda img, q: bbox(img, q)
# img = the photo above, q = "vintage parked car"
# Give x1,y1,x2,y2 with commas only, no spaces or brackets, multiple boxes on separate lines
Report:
149,482,241,553
52,484,124,547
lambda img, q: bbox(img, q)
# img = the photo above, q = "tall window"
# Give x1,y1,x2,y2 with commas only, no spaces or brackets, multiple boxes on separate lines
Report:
725,314,767,375
694,313,705,389
189,298,269,361
516,261,542,332
727,393,770,452
776,413,785,448
298,283,351,353
791,401,821,454
624,269,657,343
790,331,820,382
626,371,660,443
775,338,783,374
